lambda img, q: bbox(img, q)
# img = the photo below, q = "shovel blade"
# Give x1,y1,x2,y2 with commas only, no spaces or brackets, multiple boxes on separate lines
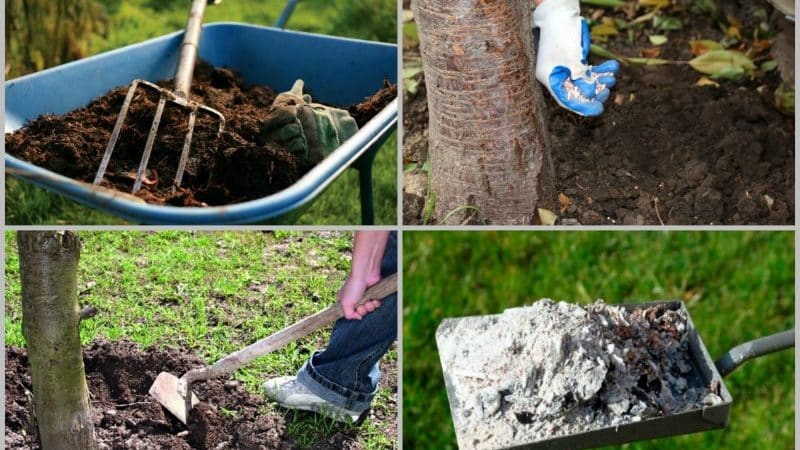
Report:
149,372,199,424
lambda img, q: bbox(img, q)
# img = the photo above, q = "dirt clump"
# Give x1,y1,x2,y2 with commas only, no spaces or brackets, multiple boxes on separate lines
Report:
6,339,293,449
6,62,396,207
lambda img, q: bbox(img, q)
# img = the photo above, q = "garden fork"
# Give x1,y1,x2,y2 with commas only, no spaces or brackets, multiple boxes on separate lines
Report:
93,0,225,194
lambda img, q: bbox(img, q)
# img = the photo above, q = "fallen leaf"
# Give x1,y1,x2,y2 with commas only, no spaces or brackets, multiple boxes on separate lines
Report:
695,77,720,87
688,49,755,77
725,25,741,39
774,82,794,115
640,47,661,58
537,208,558,226
591,17,619,38
689,39,723,56
751,39,773,52
639,0,670,8
627,57,670,65
590,44,622,60
760,60,778,72
558,193,572,213
726,15,743,29
653,15,682,30
648,34,668,45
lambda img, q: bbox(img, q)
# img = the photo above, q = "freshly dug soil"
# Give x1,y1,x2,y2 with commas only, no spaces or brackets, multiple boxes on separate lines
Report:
403,5,794,225
6,63,395,206
437,300,721,450
7,339,391,449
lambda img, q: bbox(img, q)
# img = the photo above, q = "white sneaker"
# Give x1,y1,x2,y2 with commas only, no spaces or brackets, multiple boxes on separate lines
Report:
263,376,365,424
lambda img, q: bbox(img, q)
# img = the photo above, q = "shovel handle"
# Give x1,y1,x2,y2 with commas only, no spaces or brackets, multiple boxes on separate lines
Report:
181,273,397,385
715,329,794,377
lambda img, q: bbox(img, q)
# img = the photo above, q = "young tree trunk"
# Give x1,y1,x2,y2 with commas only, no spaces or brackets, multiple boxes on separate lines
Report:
413,0,554,224
17,231,98,450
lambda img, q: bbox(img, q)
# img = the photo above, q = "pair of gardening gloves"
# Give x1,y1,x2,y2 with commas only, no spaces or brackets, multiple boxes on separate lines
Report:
534,0,620,117
258,79,358,166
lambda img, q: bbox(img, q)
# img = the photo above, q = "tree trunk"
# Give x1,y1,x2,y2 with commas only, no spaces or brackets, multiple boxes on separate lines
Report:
18,231,98,450
413,0,554,224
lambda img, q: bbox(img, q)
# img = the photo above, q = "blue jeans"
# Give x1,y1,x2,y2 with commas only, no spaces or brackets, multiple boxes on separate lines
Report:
297,231,397,413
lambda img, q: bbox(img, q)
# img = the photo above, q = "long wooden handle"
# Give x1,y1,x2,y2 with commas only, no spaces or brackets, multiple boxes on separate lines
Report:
182,273,397,384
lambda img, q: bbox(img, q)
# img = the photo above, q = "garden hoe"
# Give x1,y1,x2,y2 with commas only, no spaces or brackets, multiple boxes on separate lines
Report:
149,273,397,424
93,0,225,194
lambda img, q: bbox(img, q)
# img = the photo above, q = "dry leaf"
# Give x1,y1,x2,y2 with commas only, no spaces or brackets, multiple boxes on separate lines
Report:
591,17,619,38
688,49,755,77
695,77,720,87
537,208,558,226
649,35,668,46
640,47,662,58
689,39,723,57
751,39,773,53
558,193,572,213
639,0,670,8
725,25,741,39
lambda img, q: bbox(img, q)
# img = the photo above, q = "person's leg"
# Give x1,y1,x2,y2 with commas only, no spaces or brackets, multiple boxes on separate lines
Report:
265,232,397,420
297,292,397,413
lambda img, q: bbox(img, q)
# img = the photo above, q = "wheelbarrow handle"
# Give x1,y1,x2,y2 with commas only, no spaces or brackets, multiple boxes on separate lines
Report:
715,329,794,377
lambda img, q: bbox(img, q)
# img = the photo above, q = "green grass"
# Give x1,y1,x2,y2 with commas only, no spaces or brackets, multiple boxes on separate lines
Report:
403,231,794,450
5,231,397,448
5,0,397,225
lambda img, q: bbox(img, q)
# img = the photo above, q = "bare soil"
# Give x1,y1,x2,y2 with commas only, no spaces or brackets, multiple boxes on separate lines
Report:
5,339,397,449
403,5,794,225
6,63,395,207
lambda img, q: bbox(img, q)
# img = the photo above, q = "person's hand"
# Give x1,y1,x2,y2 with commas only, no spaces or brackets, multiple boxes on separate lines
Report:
257,79,359,166
533,0,619,117
338,276,382,320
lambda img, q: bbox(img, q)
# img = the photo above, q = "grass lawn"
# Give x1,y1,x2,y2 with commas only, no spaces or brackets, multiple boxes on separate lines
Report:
5,231,397,449
5,0,397,225
403,231,794,450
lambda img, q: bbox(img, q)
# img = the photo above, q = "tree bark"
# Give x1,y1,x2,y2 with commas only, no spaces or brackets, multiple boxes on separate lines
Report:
18,231,98,450
413,0,554,224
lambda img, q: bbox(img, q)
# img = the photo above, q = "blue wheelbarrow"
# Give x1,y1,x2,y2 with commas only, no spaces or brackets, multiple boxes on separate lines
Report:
5,3,397,224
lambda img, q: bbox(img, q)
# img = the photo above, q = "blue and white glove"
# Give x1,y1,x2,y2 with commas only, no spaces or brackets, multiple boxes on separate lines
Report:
533,0,619,117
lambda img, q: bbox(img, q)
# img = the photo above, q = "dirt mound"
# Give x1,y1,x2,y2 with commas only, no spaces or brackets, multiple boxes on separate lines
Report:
551,64,793,225
6,63,395,207
6,339,292,449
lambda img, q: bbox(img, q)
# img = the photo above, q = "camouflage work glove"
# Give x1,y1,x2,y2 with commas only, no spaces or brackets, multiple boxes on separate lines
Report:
258,79,359,166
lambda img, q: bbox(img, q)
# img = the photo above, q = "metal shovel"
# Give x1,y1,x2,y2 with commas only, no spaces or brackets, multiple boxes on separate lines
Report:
437,301,794,450
94,0,225,194
150,273,397,424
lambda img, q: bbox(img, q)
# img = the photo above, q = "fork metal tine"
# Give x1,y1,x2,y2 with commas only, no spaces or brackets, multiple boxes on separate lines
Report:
93,80,140,185
132,96,167,194
173,108,197,192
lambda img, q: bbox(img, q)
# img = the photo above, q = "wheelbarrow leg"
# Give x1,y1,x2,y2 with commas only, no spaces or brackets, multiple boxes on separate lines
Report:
356,144,379,225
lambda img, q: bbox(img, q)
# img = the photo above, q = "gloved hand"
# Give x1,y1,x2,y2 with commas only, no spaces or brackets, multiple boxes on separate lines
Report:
258,79,358,166
533,0,619,117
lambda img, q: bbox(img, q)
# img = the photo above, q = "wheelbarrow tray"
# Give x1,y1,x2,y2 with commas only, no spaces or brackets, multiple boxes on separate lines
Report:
5,23,397,224
436,301,733,450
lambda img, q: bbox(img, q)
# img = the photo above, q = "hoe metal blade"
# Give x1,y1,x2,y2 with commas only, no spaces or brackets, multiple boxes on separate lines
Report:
149,371,199,425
